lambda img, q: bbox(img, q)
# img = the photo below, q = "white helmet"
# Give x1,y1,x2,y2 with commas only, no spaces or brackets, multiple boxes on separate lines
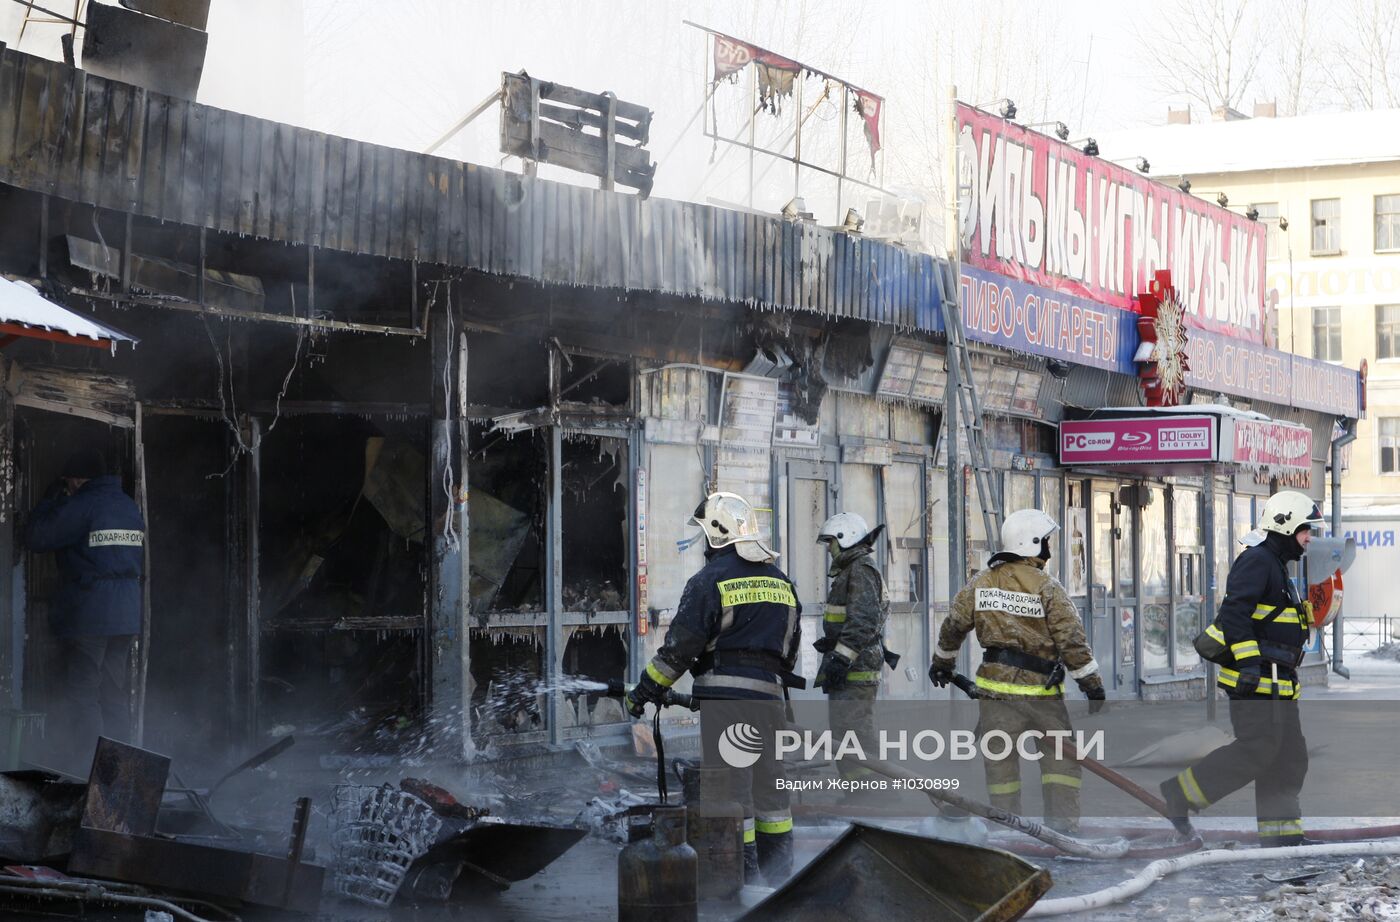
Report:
689,492,777,563
1258,490,1324,536
817,512,871,550
1000,509,1060,557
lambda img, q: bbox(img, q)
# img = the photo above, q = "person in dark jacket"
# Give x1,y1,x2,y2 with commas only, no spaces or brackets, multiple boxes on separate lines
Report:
813,511,889,786
26,448,144,763
627,491,802,886
1159,490,1319,844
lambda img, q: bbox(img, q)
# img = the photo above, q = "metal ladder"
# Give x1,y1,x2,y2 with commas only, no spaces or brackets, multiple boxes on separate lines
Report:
939,262,1004,547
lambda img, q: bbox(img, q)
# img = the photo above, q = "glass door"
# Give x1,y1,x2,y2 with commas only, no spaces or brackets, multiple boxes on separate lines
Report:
786,460,834,700
1090,484,1139,696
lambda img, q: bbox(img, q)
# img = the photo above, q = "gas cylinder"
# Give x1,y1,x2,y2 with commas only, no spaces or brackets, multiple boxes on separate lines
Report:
684,769,745,901
617,806,698,922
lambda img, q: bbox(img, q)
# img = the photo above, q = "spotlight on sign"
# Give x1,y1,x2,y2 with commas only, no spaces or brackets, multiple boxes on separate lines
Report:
1217,192,1229,207
1178,177,1192,193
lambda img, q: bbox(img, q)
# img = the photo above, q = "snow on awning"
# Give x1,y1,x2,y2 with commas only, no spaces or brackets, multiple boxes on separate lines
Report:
0,276,137,351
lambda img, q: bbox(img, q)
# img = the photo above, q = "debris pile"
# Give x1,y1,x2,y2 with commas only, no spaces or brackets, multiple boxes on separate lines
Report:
329,783,443,907
1175,857,1400,922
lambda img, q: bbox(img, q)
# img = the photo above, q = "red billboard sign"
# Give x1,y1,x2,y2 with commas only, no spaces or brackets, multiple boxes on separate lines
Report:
1059,416,1218,465
955,103,1267,344
1228,418,1313,472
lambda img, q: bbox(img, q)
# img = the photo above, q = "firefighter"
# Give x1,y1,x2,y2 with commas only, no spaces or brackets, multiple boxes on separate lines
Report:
1159,490,1319,845
25,449,145,770
928,508,1105,834
813,512,889,787
626,491,802,885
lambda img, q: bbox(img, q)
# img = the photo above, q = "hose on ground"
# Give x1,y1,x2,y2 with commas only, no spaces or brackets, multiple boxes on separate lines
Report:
1024,839,1400,917
860,758,1131,859
993,821,1400,859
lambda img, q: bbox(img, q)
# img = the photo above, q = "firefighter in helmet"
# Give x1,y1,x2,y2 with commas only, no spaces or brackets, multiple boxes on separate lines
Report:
814,512,891,788
1159,490,1319,845
929,508,1105,834
626,491,803,885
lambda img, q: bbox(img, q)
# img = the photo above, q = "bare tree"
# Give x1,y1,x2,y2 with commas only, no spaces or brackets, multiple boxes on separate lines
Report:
1325,0,1400,109
1274,0,1325,115
1134,0,1270,114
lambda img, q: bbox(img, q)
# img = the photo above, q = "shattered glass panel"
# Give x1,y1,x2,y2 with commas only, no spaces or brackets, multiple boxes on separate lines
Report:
836,392,888,439
790,476,829,687
641,366,712,422
839,464,879,533
883,612,922,698
1141,487,1170,675
562,435,628,614
890,404,932,445
775,382,821,449
645,444,708,617
719,374,777,450
886,461,925,606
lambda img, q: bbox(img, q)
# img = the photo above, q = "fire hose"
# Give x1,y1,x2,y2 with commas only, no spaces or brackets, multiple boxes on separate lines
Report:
948,672,1175,819
858,757,1132,859
1024,838,1400,917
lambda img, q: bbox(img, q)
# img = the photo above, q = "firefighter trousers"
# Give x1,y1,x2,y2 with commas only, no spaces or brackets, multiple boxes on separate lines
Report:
1170,698,1309,845
977,696,1082,834
827,683,879,782
698,700,793,885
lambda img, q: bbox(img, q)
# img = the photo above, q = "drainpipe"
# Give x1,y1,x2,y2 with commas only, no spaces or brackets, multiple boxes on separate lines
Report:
1330,419,1358,679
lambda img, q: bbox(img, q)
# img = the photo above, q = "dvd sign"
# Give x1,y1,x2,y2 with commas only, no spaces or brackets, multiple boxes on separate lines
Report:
1060,417,1217,465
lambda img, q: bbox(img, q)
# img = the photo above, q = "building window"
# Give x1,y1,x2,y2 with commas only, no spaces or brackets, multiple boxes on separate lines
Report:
1312,306,1342,362
1382,418,1400,474
1378,194,1400,252
1311,198,1341,254
1253,202,1283,259
1379,305,1400,359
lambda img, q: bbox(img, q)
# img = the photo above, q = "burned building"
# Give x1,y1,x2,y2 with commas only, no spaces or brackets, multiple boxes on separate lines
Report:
0,45,951,764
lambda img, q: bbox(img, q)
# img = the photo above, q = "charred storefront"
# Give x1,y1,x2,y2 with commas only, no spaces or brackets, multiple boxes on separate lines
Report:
0,46,955,763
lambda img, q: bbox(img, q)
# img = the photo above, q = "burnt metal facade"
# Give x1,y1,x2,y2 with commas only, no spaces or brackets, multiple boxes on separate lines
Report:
0,47,942,332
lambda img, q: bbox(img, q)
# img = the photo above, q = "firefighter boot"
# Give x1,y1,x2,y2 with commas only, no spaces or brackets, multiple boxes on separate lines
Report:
1158,778,1197,838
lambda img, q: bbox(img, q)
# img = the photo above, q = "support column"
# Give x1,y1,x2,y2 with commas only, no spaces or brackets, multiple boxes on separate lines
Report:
0,370,16,710
545,426,563,745
244,415,261,744
429,310,471,758
1203,470,1217,722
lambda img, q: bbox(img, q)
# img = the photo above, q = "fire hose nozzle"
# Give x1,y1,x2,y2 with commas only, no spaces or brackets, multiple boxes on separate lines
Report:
604,679,699,712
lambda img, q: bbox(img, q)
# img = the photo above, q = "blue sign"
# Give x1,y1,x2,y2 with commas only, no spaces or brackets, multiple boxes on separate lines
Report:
958,265,1138,374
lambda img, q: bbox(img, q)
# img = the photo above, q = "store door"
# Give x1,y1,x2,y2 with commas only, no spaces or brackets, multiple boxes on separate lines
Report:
1089,485,1139,696
786,460,833,701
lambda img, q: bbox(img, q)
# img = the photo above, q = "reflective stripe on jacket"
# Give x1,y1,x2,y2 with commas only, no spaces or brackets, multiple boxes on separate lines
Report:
936,555,1099,698
644,545,802,701
821,545,887,686
1213,535,1308,698
26,476,145,637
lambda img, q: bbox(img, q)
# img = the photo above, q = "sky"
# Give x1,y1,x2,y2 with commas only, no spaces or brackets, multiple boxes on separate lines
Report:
0,0,1387,231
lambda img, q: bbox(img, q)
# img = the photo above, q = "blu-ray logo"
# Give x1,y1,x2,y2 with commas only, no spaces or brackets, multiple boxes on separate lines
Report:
718,722,764,768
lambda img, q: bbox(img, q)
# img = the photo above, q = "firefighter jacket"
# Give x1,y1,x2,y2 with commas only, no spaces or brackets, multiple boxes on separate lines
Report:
1209,531,1309,700
934,554,1101,698
821,544,887,686
643,545,802,701
26,476,145,638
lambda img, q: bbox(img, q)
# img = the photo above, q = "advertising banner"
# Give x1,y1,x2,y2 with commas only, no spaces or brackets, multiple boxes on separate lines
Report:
1228,418,1313,473
959,264,1137,373
1185,327,1361,418
955,102,1267,344
1059,416,1217,465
